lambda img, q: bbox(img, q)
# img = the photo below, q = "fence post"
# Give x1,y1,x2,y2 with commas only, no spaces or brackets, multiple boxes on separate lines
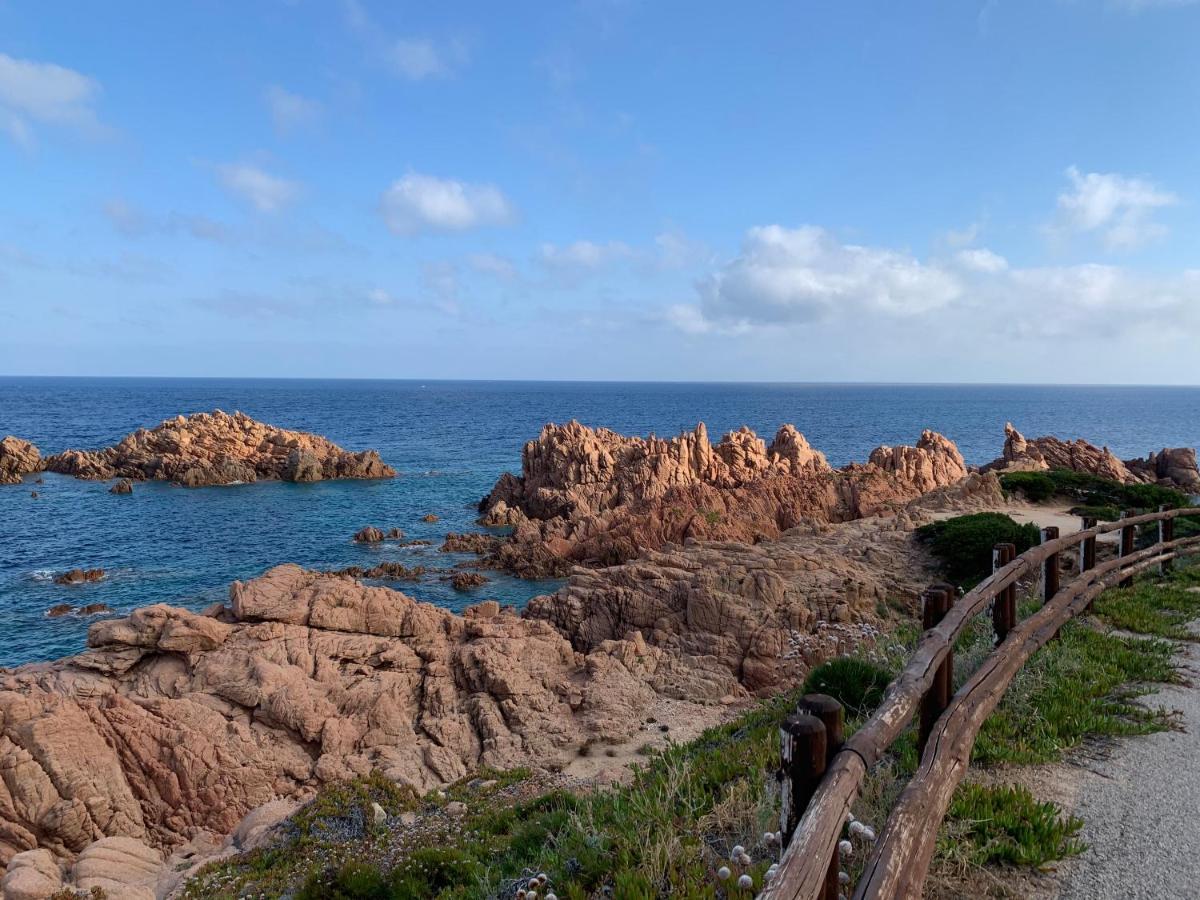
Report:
799,694,844,900
1079,517,1097,573
1159,505,1175,576
1119,510,1136,588
779,712,827,847
918,585,953,758
992,543,1016,645
1080,517,1098,611
1041,526,1061,603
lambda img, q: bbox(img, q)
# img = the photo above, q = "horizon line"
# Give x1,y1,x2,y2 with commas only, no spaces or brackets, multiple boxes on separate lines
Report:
2,374,1199,389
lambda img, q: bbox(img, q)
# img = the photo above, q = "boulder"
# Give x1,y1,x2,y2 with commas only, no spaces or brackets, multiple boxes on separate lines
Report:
1,849,62,900
53,568,106,585
110,478,135,494
71,836,162,899
0,436,41,485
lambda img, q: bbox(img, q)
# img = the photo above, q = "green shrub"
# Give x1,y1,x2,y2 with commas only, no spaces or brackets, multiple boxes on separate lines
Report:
1000,468,1189,513
998,470,1057,502
802,657,893,717
916,513,1040,586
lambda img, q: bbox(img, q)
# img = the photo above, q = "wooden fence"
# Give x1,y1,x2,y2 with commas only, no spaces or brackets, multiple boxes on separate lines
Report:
759,505,1200,900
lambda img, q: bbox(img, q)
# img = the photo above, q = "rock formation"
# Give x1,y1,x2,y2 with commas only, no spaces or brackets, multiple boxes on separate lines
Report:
1125,447,1200,493
0,436,40,485
53,569,106,586
986,423,1200,492
451,572,489,591
40,410,394,487
110,478,134,495
477,421,967,575
0,508,935,881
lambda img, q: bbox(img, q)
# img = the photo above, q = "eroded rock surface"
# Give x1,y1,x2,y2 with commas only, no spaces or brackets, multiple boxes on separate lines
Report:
40,410,395,487
0,510,932,880
478,421,967,575
0,436,41,486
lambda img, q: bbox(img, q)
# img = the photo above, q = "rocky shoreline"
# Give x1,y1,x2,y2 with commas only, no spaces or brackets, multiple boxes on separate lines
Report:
1,417,1197,896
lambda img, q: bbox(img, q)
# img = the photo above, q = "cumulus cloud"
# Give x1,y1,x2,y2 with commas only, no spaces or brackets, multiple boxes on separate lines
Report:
264,85,321,133
1050,166,1178,250
690,225,962,328
381,173,513,235
670,223,1200,342
0,52,102,146
216,163,299,213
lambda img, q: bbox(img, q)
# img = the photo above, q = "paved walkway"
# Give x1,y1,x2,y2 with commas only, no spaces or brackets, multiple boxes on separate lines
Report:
1054,630,1200,899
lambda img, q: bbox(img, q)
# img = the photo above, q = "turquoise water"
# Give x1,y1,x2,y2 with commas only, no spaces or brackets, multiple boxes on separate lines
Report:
2,377,1199,667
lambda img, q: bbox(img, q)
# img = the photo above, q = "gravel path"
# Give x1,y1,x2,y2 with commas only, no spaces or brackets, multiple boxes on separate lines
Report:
1055,632,1200,900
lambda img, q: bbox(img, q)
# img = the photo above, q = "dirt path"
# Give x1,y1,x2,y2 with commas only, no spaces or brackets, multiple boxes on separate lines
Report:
1049,628,1200,899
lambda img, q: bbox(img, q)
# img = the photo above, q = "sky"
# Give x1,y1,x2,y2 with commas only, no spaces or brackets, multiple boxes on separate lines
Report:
1,0,1199,383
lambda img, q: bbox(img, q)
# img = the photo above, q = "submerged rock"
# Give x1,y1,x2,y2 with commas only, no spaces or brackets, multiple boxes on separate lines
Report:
42,409,395,487
110,478,134,495
53,568,106,585
451,571,489,591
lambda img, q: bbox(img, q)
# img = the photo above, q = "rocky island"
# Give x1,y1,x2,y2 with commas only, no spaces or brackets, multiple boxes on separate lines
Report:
0,410,395,488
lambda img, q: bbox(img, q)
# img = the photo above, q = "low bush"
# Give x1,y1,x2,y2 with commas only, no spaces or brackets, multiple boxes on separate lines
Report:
1000,468,1189,513
801,657,893,717
916,513,1040,586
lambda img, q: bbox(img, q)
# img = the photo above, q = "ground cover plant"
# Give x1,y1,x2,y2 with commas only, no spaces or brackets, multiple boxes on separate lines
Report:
182,561,1200,899
916,513,1040,587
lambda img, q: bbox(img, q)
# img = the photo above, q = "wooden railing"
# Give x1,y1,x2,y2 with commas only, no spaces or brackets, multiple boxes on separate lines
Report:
759,505,1200,900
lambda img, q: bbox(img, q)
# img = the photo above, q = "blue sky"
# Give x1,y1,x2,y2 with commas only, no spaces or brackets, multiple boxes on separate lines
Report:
1,0,1198,382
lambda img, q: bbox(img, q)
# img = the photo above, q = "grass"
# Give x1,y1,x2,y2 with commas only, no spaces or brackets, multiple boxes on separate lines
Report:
939,784,1084,868
183,562,1200,899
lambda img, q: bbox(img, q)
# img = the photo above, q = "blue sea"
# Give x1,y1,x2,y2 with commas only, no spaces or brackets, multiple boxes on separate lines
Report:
2,377,1199,668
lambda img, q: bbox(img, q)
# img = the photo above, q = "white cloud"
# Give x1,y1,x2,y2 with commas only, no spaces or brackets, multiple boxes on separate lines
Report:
955,248,1009,273
342,1,467,80
217,163,299,213
1050,166,1178,250
670,224,1200,342
367,287,394,305
539,239,633,269
0,52,102,146
388,38,466,80
380,173,513,235
264,85,321,133
689,225,962,328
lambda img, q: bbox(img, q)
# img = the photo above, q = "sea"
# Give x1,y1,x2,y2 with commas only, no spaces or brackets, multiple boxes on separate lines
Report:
3,377,1199,668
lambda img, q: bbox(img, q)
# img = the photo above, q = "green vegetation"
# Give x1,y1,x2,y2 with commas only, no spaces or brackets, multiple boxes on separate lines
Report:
916,513,1040,586
999,468,1189,516
940,784,1084,868
184,562,1200,899
802,657,893,717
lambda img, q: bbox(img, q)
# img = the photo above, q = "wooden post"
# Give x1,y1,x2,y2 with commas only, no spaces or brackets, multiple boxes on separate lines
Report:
800,694,844,900
1079,517,1097,573
917,586,953,758
1041,526,1060,603
991,543,1016,645
778,712,827,847
1119,510,1136,588
1159,505,1175,576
